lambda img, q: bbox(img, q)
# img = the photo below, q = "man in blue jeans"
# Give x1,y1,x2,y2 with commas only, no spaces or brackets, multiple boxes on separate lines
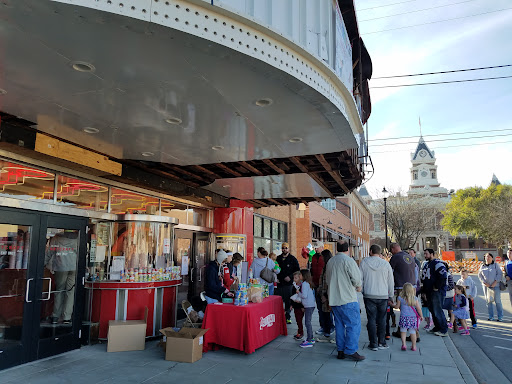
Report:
421,248,448,336
360,244,394,351
326,240,365,361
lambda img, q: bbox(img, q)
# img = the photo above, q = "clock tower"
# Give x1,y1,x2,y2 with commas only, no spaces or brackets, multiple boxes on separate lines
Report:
408,137,448,197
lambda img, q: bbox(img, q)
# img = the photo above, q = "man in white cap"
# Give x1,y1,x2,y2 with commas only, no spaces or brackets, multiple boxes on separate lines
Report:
204,250,233,304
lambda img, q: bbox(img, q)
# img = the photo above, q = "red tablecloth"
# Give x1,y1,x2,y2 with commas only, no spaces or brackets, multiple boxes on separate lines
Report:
202,296,287,354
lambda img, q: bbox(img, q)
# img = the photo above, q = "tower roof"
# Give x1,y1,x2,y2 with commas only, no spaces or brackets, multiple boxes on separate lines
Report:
491,173,501,186
411,136,434,161
358,185,370,197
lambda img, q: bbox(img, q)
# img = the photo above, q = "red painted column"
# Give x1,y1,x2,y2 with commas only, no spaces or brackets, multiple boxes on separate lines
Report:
214,200,254,265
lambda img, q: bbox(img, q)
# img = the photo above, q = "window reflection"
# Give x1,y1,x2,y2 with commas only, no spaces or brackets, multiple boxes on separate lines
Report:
56,176,108,211
0,161,54,203
110,188,159,214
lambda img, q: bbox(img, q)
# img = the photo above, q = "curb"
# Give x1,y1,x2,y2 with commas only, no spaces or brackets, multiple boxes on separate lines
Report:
444,335,478,384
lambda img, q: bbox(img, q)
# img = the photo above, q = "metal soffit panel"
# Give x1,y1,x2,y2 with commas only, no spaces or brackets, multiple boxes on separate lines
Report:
204,174,331,201
0,0,359,168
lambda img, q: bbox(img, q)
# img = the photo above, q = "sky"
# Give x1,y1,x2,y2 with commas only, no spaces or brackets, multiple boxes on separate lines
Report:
354,0,512,198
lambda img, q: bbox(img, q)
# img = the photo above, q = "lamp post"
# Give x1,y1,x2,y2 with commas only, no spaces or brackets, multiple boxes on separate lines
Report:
382,187,389,251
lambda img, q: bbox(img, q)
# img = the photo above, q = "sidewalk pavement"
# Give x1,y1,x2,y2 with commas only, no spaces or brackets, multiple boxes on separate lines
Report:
0,302,478,384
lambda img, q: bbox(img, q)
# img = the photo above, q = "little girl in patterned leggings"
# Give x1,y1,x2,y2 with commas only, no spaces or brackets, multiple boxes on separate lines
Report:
392,283,423,351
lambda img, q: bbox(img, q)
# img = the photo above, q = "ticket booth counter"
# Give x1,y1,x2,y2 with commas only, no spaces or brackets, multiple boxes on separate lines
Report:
84,214,180,340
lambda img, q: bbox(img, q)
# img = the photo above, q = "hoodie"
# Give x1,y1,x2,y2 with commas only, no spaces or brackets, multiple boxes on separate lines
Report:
248,257,275,286
205,260,227,301
457,276,477,298
359,256,395,299
478,262,502,286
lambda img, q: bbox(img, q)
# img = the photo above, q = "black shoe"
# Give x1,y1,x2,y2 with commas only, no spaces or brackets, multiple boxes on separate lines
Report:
406,336,421,342
345,352,366,361
51,317,59,324
337,351,345,360
62,320,72,325
392,330,401,338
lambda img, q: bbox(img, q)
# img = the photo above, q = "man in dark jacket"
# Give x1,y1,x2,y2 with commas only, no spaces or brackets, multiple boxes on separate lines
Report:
421,248,448,336
389,243,419,339
204,250,233,304
276,242,300,324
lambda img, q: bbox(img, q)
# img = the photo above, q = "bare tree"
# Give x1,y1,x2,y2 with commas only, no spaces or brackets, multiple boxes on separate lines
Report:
374,194,444,250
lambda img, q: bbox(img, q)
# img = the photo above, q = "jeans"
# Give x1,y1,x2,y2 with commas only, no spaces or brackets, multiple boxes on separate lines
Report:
427,290,447,334
331,302,361,355
294,307,304,335
204,295,219,304
268,284,275,296
304,307,314,341
468,298,477,325
363,298,388,348
276,285,293,320
508,282,512,307
52,270,76,321
315,289,325,330
483,285,503,320
315,289,333,333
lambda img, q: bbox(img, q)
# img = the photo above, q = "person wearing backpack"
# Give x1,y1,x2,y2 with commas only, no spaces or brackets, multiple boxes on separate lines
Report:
249,247,276,294
478,253,503,321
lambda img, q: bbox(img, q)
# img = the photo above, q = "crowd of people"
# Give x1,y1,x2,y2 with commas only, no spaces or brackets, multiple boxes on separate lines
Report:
203,240,512,362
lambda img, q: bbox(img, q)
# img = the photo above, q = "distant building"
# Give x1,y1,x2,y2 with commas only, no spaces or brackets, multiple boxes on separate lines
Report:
408,136,448,197
368,136,497,260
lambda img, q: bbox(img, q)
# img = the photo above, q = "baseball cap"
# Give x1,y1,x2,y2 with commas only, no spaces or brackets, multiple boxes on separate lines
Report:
314,241,324,248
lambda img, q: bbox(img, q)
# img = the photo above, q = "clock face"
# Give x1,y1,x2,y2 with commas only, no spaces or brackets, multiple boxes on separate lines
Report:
421,171,428,177
419,150,427,157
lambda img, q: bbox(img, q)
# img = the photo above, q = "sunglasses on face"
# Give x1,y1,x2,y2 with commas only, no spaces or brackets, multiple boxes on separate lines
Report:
282,247,288,250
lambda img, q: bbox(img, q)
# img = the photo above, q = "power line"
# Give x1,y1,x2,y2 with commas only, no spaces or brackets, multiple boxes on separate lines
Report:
370,139,512,154
369,75,512,89
357,0,419,12
362,7,512,35
369,128,512,142
372,64,512,79
370,132,512,147
359,0,476,22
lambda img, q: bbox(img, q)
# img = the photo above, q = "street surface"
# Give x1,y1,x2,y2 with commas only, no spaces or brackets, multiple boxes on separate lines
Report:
453,273,512,382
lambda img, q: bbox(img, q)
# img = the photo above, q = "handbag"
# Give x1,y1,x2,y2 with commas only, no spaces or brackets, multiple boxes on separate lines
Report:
499,281,507,291
259,258,274,284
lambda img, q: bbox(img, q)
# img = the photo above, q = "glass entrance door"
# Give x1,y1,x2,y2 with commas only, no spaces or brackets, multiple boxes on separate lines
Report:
191,234,209,298
0,209,86,370
36,216,86,360
0,211,40,370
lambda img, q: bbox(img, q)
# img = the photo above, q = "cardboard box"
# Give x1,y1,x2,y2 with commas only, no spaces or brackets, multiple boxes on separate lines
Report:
160,327,209,363
107,308,148,352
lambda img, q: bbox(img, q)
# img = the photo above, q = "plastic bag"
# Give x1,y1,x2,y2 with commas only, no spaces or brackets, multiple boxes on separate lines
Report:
290,293,302,303
248,285,263,303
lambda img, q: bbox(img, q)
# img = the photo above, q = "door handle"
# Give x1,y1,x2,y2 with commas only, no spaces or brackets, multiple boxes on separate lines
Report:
42,277,52,301
190,268,194,283
199,267,202,282
25,278,34,303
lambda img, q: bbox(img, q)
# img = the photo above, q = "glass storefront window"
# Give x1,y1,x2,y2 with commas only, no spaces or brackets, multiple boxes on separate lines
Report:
188,207,207,227
254,216,262,237
56,176,108,211
160,200,188,224
279,223,287,241
263,219,271,238
272,221,279,239
110,188,159,215
0,161,55,203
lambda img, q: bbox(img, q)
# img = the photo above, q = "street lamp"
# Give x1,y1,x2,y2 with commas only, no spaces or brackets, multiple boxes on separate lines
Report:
382,187,389,250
